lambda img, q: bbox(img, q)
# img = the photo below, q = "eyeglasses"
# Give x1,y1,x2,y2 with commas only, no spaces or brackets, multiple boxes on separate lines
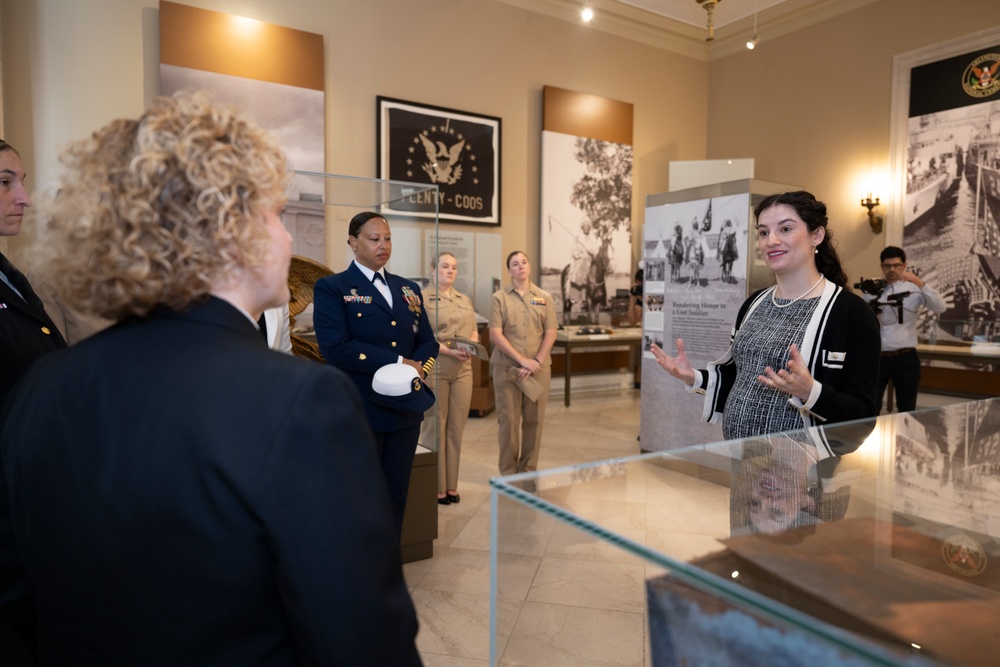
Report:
881,262,905,270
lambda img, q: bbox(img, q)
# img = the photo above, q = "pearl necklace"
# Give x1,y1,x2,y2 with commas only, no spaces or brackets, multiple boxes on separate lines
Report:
771,274,825,309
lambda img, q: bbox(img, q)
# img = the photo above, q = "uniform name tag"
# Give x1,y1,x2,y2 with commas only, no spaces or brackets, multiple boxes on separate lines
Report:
822,350,846,368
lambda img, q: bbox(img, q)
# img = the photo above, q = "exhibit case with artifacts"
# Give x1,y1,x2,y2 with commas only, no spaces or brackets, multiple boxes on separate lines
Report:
640,179,799,452
490,398,1000,666
284,171,442,562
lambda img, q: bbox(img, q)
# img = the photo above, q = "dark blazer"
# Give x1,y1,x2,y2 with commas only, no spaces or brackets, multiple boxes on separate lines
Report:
0,253,66,411
0,297,420,666
313,262,438,432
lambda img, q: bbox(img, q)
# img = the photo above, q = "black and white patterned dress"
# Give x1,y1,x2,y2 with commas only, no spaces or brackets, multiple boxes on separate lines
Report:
722,296,820,440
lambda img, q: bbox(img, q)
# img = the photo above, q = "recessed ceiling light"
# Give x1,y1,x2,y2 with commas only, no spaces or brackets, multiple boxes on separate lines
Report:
581,7,594,23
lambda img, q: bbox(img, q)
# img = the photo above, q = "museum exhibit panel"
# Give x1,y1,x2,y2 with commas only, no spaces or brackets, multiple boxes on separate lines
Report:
285,170,441,562
639,179,799,452
490,398,1000,666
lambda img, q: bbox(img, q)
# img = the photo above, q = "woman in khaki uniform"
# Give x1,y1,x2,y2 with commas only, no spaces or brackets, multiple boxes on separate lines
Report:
421,252,478,505
489,251,558,475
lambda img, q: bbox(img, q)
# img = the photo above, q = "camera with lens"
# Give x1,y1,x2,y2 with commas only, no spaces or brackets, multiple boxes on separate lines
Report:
629,268,644,298
853,277,887,298
855,277,907,321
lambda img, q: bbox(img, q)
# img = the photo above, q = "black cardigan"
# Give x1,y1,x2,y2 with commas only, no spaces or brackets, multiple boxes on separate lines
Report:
693,281,880,435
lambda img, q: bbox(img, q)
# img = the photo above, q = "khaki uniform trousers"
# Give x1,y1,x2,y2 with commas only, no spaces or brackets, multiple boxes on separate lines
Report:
422,355,473,493
492,364,551,476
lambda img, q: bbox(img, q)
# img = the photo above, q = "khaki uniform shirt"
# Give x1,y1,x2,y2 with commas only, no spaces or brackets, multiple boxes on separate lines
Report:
489,282,557,368
424,285,477,343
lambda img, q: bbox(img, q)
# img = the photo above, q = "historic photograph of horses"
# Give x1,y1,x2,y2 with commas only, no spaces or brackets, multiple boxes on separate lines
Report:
540,129,633,325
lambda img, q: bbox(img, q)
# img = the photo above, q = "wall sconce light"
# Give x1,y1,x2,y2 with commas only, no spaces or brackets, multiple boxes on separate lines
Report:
861,193,883,234
696,0,721,42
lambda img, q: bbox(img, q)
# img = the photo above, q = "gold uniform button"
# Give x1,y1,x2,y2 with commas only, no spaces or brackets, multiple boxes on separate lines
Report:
391,321,397,326
356,312,362,318
391,342,397,347
41,327,52,335
359,353,367,360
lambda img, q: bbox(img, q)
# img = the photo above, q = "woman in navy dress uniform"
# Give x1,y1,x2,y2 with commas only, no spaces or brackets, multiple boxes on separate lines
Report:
314,212,438,532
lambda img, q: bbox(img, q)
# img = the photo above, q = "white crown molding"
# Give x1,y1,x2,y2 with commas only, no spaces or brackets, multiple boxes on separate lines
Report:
494,0,711,59
706,0,881,60
492,0,882,61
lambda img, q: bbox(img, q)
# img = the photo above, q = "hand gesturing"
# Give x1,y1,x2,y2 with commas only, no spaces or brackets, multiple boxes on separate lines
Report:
757,343,814,401
650,339,695,386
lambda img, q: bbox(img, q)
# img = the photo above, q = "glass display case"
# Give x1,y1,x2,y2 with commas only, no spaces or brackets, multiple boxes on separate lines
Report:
490,398,1000,666
284,170,438,281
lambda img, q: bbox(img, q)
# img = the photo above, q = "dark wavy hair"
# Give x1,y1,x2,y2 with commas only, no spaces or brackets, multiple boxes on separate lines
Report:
880,245,906,263
753,191,850,288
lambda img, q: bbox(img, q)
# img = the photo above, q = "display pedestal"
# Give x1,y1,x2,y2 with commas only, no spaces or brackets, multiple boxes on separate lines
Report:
470,323,495,417
401,445,437,563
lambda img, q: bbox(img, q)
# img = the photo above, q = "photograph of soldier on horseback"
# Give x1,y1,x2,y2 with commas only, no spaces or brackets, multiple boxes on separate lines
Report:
541,133,633,325
561,220,615,319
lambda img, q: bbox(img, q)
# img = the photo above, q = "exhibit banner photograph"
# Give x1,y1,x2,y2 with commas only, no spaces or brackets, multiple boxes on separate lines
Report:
891,28,1000,346
640,193,750,450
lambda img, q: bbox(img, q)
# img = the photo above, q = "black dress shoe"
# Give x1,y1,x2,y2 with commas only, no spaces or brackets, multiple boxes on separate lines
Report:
446,493,460,504
437,495,452,505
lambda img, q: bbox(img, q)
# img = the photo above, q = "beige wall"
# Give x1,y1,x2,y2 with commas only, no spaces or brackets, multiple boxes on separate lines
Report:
0,0,708,278
3,0,999,284
707,0,1000,285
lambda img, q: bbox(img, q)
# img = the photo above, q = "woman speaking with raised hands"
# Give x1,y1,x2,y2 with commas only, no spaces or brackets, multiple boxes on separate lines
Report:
651,190,880,439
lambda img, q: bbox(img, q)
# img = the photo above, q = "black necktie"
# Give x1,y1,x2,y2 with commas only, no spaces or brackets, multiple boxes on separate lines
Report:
257,313,268,343
372,271,391,307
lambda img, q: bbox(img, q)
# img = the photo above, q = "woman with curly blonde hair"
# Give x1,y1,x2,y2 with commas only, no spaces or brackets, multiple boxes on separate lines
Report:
0,93,421,665
35,94,289,319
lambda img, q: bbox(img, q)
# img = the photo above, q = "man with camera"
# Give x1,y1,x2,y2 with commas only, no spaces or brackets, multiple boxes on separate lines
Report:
862,246,946,413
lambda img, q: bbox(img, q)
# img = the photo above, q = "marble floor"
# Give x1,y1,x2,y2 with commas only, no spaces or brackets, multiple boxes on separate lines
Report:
404,385,969,666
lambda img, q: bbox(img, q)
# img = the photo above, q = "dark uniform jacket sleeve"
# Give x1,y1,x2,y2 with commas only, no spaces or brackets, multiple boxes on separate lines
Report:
0,253,67,409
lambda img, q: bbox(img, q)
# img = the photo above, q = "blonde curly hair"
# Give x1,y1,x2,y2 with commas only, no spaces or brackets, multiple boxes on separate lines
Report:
34,92,289,320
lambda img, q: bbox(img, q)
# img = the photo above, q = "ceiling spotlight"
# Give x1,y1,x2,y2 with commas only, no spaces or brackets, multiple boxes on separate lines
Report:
581,7,594,22
746,0,759,50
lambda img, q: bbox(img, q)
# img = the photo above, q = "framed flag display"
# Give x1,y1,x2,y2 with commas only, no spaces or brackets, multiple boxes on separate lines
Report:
377,96,501,225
